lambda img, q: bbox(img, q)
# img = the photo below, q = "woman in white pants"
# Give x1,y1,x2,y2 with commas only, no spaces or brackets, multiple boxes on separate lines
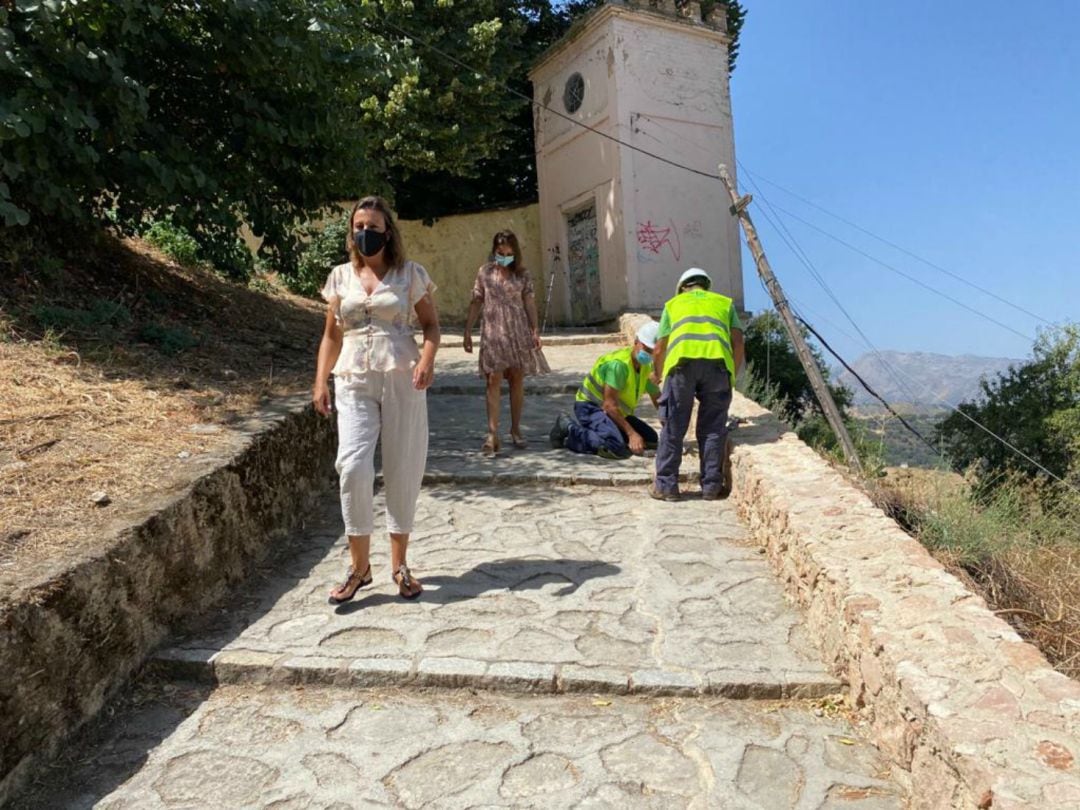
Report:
312,195,440,603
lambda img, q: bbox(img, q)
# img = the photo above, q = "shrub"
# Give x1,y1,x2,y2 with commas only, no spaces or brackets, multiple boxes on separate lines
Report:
737,361,789,418
284,217,349,298
194,227,254,280
143,221,200,267
33,298,132,333
137,321,199,355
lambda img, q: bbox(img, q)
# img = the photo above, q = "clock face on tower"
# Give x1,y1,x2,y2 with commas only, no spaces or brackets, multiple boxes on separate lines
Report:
563,72,585,114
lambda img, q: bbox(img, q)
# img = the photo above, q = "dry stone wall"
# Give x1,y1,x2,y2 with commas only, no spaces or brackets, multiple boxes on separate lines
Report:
729,394,1080,809
0,397,336,805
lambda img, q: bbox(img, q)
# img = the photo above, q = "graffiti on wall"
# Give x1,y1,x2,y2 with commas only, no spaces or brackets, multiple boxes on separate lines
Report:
636,219,681,261
635,217,704,263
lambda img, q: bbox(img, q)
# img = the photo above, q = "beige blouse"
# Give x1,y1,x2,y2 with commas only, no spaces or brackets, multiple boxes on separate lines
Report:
321,260,436,377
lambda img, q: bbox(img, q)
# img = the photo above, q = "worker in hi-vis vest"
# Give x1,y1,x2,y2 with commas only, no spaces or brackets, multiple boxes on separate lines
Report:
549,321,661,459
649,268,744,501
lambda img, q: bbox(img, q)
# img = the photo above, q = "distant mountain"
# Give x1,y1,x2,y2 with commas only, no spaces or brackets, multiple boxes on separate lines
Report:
833,351,1021,409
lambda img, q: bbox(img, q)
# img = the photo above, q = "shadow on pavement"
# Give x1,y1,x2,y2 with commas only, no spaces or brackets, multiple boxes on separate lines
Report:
335,557,620,614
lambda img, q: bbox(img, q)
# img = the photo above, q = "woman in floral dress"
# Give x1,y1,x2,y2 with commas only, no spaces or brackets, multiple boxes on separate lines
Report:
463,230,549,455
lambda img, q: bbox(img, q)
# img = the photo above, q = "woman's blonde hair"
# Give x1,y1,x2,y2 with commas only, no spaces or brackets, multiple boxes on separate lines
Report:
491,229,524,274
347,195,406,268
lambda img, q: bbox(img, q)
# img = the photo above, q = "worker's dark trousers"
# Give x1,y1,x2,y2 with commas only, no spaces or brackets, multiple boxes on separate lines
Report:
654,360,732,495
565,401,657,458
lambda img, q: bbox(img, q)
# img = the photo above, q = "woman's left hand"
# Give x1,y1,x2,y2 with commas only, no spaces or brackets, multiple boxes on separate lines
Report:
413,359,435,390
532,330,542,350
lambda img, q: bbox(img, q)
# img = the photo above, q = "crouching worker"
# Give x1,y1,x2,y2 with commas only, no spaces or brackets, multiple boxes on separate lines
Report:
549,321,661,459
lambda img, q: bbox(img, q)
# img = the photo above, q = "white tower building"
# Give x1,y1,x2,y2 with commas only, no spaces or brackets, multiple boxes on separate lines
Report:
530,0,743,324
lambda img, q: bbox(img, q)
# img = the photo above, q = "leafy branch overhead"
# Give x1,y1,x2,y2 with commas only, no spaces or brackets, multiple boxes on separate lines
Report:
1,1,746,265
394,0,746,221
0,1,534,269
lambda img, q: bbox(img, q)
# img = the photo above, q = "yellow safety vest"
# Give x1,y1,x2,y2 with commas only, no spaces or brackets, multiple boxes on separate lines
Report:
661,289,737,382
575,347,651,416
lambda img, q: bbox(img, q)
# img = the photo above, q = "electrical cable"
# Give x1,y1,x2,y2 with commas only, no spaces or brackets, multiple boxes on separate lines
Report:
381,14,1038,348
736,166,928,406
764,200,1036,343
375,17,723,182
794,314,940,457
739,167,1057,328
375,13,1077,495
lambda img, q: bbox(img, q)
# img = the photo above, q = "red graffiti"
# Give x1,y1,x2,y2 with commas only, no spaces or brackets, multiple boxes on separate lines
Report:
636,219,681,260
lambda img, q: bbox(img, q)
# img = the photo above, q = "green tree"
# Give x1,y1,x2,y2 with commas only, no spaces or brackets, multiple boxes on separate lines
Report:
1,1,529,273
393,0,747,221
936,325,1080,489
741,310,852,425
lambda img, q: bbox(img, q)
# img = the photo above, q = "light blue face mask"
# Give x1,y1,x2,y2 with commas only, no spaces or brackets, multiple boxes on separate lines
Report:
635,349,652,366
494,254,514,267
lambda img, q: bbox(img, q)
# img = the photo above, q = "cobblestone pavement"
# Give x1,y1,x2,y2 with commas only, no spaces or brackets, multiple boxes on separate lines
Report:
157,488,837,697
19,336,912,807
24,684,906,809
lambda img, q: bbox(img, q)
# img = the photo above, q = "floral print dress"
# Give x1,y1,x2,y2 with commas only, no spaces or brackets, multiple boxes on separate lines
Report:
471,262,550,377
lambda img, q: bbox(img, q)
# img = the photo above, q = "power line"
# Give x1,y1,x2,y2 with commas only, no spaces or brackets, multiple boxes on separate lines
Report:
739,168,1056,328
382,13,1037,348
639,117,1064,485
872,351,1080,499
765,200,1037,343
794,314,941,457
375,13,1077,496
735,164,926,405
636,117,1040,355
375,17,722,183
631,105,1070,487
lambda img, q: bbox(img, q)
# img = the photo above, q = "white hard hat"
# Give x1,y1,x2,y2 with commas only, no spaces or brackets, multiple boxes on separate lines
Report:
676,267,712,293
635,320,659,349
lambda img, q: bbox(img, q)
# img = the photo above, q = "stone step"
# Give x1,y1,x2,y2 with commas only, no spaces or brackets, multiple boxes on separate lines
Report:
440,332,622,348
19,684,906,810
154,488,840,712
151,646,840,700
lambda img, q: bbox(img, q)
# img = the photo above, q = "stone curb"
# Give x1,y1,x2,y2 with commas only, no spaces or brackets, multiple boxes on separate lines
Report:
149,647,842,700
728,392,1080,809
429,383,578,396
419,470,665,487
0,397,337,806
440,333,620,349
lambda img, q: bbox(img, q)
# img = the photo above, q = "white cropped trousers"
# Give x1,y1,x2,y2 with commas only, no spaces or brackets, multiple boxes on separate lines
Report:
334,370,428,536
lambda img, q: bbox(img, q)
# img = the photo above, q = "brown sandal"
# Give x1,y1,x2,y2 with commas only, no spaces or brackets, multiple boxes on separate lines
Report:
393,564,423,600
481,433,500,457
328,564,372,604
509,432,528,449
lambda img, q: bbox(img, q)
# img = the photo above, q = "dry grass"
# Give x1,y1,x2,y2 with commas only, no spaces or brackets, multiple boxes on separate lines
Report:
873,467,1080,680
0,237,323,588
974,545,1080,677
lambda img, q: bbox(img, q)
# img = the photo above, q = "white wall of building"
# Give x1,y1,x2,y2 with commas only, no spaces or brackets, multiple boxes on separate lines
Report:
531,2,742,324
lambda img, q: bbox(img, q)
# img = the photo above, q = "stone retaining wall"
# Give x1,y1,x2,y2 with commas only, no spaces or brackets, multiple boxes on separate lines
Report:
729,394,1080,809
0,397,336,805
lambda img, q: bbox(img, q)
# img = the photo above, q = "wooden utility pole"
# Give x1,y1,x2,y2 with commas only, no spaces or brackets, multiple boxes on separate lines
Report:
718,164,863,472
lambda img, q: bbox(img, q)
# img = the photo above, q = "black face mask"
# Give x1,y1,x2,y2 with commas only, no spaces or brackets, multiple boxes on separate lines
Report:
354,228,387,257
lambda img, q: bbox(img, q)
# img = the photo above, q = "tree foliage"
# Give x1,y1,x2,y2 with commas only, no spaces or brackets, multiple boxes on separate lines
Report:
936,325,1080,489
393,0,747,221
1,0,530,272
742,310,852,425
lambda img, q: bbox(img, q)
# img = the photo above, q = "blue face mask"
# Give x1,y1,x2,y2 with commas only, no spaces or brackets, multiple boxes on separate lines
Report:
494,254,514,267
635,350,653,366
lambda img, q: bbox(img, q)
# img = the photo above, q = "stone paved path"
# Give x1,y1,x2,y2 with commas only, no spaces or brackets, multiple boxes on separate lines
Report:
19,336,911,808
157,488,836,698
23,684,905,809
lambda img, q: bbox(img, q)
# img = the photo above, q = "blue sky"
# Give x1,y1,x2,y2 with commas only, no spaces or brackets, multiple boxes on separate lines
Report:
728,1,1079,360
